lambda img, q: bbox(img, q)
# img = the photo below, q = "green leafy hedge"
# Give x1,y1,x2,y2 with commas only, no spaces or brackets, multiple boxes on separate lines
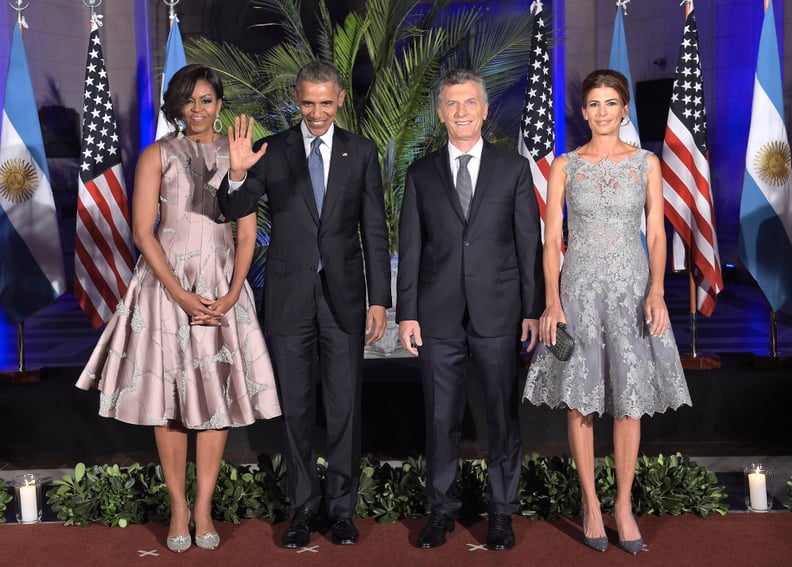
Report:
0,484,12,521
35,452,735,527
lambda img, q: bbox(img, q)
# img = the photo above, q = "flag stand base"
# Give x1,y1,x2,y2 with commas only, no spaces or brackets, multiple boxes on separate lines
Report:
680,354,720,370
751,354,791,369
0,369,41,383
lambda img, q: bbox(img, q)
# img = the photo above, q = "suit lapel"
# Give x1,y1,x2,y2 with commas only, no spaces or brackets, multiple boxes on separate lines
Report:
433,148,466,223
322,127,351,221
285,125,321,226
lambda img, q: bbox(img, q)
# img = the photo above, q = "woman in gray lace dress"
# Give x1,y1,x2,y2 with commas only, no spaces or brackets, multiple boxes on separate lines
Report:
522,69,691,555
76,65,281,553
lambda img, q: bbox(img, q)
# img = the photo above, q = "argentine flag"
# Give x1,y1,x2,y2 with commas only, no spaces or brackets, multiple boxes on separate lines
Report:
0,26,66,324
608,5,646,251
155,18,187,140
738,1,792,312
608,6,640,146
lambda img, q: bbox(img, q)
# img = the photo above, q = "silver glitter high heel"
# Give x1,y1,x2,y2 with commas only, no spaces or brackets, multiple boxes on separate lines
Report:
166,510,192,553
166,534,192,553
195,531,220,550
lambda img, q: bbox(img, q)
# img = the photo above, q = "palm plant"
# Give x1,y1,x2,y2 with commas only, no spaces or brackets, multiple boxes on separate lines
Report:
187,0,538,257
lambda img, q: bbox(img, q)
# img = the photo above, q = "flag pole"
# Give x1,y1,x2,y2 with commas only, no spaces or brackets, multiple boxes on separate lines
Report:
687,254,698,358
752,307,790,369
0,322,39,382
82,0,102,18
165,0,180,27
11,0,27,33
679,251,720,370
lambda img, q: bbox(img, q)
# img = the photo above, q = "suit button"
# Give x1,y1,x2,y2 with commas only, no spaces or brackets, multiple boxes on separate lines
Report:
463,241,470,247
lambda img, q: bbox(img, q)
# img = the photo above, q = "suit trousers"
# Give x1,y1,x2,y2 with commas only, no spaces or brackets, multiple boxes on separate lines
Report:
268,271,364,519
419,332,522,516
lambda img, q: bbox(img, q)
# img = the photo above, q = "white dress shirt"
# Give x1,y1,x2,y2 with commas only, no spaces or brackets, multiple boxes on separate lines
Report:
447,137,484,196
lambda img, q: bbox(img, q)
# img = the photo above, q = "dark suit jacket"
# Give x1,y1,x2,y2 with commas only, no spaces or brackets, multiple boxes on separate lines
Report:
218,124,392,335
396,141,544,338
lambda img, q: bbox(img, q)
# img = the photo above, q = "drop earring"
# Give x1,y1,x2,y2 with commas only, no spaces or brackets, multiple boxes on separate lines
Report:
176,118,186,132
621,115,631,127
213,116,222,133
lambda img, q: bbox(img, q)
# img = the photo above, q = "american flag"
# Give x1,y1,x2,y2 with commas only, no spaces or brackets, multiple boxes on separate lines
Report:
75,20,135,328
661,3,723,316
518,1,557,252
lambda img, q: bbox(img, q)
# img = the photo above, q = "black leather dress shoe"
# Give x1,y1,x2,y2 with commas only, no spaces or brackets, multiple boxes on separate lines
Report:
416,511,455,549
282,508,318,548
331,517,359,545
487,513,515,550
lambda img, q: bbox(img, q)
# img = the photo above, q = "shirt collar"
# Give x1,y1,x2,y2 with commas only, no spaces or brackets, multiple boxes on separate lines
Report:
301,121,335,147
447,137,484,162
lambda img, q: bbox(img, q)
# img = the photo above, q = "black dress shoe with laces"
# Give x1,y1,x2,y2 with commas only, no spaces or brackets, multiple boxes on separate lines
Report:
331,517,359,545
282,507,318,548
416,511,455,549
487,513,515,550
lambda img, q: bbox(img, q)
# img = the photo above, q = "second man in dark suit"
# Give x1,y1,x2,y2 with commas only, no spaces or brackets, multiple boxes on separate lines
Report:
219,61,392,548
397,69,544,550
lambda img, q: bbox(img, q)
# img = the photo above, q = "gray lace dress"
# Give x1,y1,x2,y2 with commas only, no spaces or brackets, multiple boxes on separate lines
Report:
522,149,691,418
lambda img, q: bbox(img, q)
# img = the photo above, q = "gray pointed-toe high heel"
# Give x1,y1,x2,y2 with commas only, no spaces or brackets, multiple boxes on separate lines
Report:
619,538,644,555
582,509,608,552
617,514,644,555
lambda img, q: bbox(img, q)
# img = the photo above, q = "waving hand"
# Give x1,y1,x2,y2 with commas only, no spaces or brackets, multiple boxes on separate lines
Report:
228,114,267,181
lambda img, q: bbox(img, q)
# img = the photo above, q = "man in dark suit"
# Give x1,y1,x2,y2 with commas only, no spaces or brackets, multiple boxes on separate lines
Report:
219,62,392,548
397,69,544,550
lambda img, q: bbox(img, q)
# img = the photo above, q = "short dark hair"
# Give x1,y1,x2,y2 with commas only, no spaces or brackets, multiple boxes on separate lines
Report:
581,69,630,107
295,61,344,94
161,64,224,127
435,69,489,105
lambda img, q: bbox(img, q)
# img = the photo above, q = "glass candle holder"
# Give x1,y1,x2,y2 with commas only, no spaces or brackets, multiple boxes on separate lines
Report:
743,463,773,512
12,473,43,524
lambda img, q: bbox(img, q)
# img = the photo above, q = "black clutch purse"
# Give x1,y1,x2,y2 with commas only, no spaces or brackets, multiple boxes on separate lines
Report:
547,323,574,361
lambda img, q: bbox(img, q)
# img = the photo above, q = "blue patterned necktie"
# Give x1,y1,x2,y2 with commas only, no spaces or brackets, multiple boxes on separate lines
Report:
456,154,473,219
309,137,325,217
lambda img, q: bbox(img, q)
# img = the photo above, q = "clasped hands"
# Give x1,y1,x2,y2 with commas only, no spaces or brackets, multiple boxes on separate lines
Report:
179,291,236,327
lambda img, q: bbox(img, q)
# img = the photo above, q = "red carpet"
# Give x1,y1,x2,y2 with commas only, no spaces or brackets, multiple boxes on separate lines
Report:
3,513,790,566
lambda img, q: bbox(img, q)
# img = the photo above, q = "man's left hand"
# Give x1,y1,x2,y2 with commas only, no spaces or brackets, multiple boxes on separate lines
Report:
521,318,539,352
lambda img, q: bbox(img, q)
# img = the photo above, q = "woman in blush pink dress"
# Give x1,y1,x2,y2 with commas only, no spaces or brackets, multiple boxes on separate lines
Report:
76,64,280,553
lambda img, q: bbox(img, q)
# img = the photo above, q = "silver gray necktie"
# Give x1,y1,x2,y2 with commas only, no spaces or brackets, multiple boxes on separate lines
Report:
308,137,324,216
456,154,473,219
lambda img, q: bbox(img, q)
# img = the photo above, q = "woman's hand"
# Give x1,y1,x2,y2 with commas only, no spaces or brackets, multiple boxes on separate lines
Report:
173,290,222,326
645,292,670,336
192,293,239,325
539,304,567,346
228,114,267,181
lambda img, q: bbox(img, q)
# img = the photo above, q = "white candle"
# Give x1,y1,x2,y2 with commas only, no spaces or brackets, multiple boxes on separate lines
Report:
748,471,768,511
19,483,38,522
